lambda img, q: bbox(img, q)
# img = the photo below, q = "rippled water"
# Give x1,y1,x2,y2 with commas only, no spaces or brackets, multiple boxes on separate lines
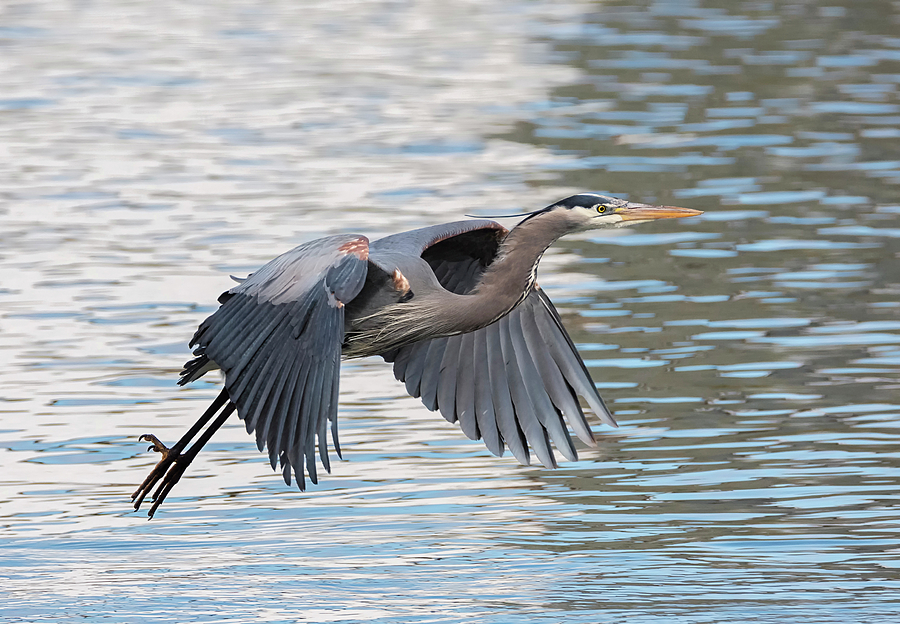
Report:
3,1,900,622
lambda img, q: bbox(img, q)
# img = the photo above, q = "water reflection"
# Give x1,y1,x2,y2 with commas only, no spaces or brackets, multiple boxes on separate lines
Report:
2,0,900,622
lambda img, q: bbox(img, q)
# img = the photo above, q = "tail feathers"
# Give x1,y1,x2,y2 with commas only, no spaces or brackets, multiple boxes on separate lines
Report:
178,354,218,386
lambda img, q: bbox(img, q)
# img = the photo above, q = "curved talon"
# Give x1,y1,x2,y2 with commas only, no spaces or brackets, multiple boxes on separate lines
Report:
139,434,173,459
132,433,181,514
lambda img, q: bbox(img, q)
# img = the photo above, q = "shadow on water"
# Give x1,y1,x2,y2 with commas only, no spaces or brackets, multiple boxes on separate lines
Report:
1,0,900,622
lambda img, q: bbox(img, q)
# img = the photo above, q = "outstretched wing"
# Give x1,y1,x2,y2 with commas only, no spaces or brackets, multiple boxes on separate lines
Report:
381,223,615,468
181,234,369,488
387,287,615,468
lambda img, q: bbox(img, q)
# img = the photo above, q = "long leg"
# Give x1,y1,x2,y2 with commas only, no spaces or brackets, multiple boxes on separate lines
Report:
143,402,236,518
132,388,234,518
131,388,228,509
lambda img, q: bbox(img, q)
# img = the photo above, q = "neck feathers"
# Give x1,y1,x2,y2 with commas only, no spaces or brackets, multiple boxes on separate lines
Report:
474,210,571,305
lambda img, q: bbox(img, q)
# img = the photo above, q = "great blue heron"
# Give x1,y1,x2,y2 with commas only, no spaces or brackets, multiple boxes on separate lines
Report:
132,193,701,517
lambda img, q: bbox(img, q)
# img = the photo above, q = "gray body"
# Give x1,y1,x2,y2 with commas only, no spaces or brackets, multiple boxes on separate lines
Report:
133,193,701,516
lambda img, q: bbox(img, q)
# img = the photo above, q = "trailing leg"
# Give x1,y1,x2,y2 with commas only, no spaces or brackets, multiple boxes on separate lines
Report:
132,388,234,518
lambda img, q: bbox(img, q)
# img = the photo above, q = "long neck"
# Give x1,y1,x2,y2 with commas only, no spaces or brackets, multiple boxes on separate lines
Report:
472,212,572,316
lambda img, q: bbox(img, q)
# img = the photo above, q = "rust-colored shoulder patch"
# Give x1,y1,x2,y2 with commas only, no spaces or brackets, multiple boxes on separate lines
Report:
339,236,370,260
391,269,411,294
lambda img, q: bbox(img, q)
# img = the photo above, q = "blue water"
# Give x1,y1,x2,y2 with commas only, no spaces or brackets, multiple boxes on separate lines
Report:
2,0,900,622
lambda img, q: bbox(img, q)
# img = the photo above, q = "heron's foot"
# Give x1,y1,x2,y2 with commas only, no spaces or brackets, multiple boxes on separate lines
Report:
139,433,173,459
132,435,188,519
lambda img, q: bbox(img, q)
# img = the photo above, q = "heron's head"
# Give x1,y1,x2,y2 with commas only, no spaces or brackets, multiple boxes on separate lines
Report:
529,193,702,231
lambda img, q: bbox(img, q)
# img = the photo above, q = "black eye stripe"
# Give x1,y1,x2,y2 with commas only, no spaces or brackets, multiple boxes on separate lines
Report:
552,193,618,211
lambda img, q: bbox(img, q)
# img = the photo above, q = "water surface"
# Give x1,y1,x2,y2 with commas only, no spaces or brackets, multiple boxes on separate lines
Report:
2,1,900,622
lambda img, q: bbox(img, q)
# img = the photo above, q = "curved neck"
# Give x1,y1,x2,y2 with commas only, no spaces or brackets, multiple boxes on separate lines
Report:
470,212,572,317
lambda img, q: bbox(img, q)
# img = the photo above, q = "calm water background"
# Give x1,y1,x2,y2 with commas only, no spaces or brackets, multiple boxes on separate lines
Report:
2,1,900,622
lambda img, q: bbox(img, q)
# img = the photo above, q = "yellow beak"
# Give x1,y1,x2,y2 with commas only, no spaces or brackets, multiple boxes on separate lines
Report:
617,203,704,221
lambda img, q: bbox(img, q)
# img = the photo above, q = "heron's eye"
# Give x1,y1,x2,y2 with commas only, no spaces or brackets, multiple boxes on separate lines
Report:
595,204,608,214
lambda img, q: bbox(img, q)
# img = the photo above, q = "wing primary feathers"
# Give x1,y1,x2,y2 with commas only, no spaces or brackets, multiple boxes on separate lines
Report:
519,306,596,446
391,346,412,381
533,294,617,427
472,330,503,457
224,305,292,398
224,303,293,376
202,293,255,342
272,356,304,483
188,295,249,349
484,322,530,465
436,335,462,424
382,288,610,466
330,405,342,460
267,356,300,483
238,336,289,446
283,360,311,468
290,364,320,490
506,310,578,462
287,367,313,491
282,453,292,486
497,315,557,469
402,341,429,398
255,340,295,464
303,363,326,485
455,332,479,440
319,365,340,473
218,303,291,373
418,339,448,411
